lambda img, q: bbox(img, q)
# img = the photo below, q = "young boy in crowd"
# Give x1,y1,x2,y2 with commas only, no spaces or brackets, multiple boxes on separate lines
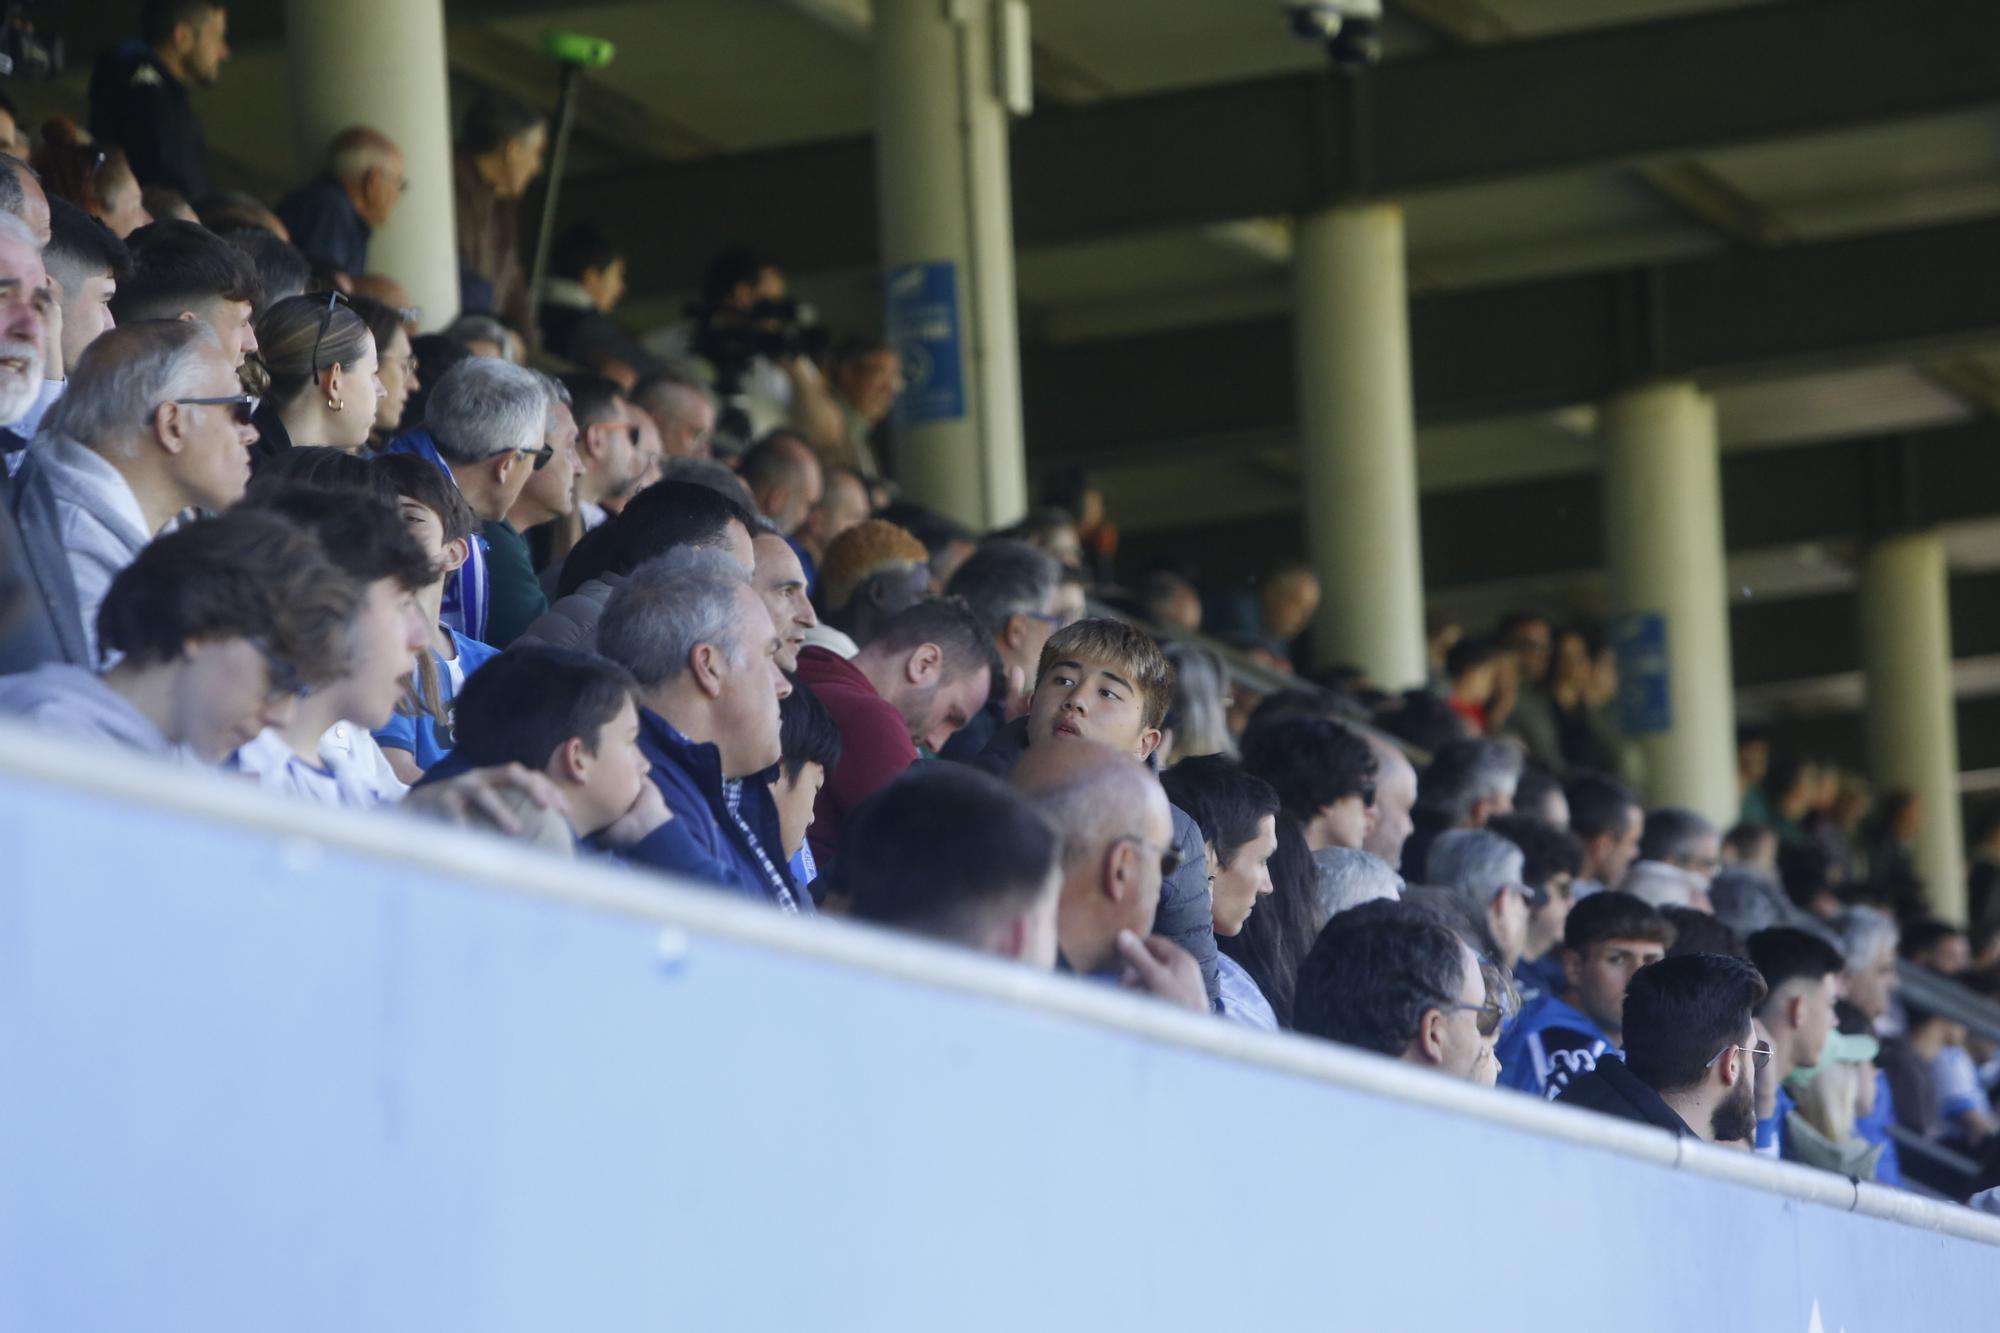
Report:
231,485,434,807
0,509,357,763
371,453,501,783
770,677,843,899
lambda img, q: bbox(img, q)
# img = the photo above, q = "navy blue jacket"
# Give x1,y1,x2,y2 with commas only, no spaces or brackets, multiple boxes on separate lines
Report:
637,708,808,913
89,43,209,199
276,176,371,276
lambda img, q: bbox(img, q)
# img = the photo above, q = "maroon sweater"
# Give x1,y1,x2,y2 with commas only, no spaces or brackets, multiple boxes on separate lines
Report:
795,646,918,869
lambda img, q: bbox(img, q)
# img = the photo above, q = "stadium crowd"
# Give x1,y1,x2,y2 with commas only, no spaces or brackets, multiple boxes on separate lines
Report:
5,0,2000,1213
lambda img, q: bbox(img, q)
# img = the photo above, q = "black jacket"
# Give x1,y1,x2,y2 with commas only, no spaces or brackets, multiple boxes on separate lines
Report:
275,176,370,277
89,43,209,200
1556,1057,1697,1137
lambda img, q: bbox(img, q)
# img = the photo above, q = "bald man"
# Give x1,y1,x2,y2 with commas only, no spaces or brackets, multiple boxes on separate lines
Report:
1366,734,1419,869
276,125,406,277
739,429,824,536
1014,739,1208,1011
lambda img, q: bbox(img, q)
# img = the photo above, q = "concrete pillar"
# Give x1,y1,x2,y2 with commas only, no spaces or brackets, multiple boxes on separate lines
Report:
872,0,1027,530
1600,381,1737,826
284,0,460,330
1859,532,1967,922
1293,203,1427,688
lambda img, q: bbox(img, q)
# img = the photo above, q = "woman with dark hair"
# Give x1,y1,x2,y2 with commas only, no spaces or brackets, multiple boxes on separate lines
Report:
349,295,418,448
32,118,151,238
400,333,471,435
249,292,382,460
1216,813,1322,1031
454,90,547,331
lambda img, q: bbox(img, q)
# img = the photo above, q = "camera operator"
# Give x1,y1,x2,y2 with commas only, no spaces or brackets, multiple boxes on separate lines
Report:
642,244,843,460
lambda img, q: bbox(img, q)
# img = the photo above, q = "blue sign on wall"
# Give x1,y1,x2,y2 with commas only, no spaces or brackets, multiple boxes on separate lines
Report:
1612,612,1672,734
885,260,965,425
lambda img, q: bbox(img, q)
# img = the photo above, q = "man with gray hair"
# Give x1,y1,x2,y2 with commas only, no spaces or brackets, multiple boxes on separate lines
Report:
1402,736,1523,880
275,126,406,277
1310,846,1404,927
1426,826,1538,971
1617,807,1722,911
34,319,255,660
939,538,1065,763
632,364,717,461
383,356,549,643
597,546,802,911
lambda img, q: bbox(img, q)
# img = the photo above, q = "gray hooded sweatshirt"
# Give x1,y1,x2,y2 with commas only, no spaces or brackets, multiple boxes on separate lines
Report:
31,432,156,664
0,663,173,757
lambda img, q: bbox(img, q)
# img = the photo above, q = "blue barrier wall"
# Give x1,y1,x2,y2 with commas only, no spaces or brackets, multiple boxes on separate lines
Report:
0,733,1995,1332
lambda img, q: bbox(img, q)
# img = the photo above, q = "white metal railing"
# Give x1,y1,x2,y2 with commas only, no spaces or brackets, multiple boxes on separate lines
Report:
1,717,1996,1247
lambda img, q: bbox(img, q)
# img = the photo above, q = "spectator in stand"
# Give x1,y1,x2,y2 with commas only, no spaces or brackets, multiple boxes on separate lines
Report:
138,185,195,226
537,222,657,385
1220,814,1322,1029
803,518,931,658
842,766,1064,966
349,295,417,450
249,293,382,462
1513,765,1570,830
1310,846,1404,926
793,464,868,590
220,229,309,322
33,122,152,240
1258,562,1320,669
1746,927,1844,1160
1139,569,1203,634
631,366,717,463
482,375,576,648
1487,812,1586,1002
752,526,818,674
1619,807,1723,911
965,618,1217,1001
563,374,645,533
110,219,259,369
274,128,405,279
0,155,48,249
1012,738,1207,1011
1901,919,1973,975
1239,714,1377,852
0,509,353,759
595,546,800,909
797,597,999,867
938,539,1065,764
739,429,823,537
1443,635,1510,737
1364,734,1419,869
770,678,841,897
1836,905,1906,1185
820,336,902,479
1661,906,1743,959
1723,822,1780,879
383,357,548,643
444,643,717,874
454,91,546,330
1161,756,1283,1028
26,199,129,440
370,453,498,784
1401,736,1522,882
0,209,91,675
88,0,230,200
34,319,255,662
231,485,430,807
1966,811,2000,938
399,333,467,431
1158,641,1233,766
1497,892,1672,1100
1497,611,1560,768
1558,954,1767,1143
1566,773,1644,896
1295,897,1497,1083
1426,827,1537,973
1788,1001,1890,1180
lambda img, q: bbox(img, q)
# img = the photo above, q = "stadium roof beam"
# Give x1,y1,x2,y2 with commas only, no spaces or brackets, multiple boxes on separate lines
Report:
558,0,2000,295
1023,216,2000,455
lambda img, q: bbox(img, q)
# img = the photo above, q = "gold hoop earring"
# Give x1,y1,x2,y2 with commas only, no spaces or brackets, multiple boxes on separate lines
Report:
327,393,344,412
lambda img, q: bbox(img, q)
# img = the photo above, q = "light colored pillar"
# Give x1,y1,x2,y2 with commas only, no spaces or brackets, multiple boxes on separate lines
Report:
1293,203,1427,688
872,0,1027,530
284,0,460,330
1859,532,1966,922
1600,381,1737,826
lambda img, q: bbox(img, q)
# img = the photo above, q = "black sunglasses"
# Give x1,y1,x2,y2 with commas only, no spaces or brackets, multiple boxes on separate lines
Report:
518,442,557,471
311,289,349,386
172,393,259,426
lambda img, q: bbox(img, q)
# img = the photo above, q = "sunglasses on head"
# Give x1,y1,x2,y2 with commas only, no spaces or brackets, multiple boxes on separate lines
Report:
311,289,349,387
172,393,259,426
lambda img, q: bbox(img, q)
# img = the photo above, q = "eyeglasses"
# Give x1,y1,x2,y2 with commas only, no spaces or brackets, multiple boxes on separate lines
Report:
1706,1040,1773,1073
311,289,349,386
1440,999,1506,1039
1025,610,1067,628
254,639,312,704
1120,834,1185,880
518,441,557,471
171,393,259,426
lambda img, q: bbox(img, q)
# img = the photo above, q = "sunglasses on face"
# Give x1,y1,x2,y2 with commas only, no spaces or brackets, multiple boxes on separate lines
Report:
172,393,259,426
518,441,557,471
1122,835,1185,880
1441,999,1506,1038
